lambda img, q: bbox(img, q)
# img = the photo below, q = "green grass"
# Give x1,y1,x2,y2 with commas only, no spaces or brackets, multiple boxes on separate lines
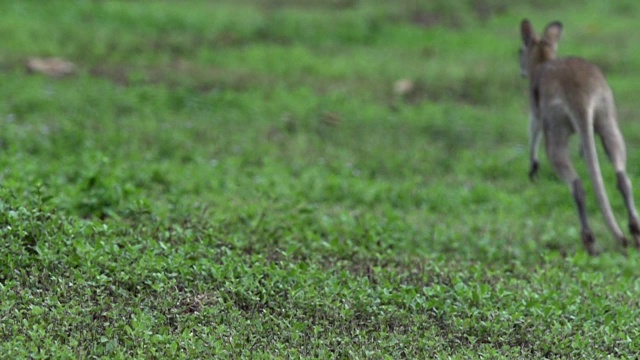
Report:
1,0,640,358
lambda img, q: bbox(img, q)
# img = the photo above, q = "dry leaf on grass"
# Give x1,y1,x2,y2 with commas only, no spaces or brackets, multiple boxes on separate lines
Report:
26,57,76,78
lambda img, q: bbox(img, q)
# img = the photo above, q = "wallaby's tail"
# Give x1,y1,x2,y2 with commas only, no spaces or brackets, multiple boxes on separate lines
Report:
581,116,625,241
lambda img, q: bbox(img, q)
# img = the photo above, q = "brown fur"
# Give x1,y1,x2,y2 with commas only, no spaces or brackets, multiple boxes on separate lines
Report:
519,19,640,254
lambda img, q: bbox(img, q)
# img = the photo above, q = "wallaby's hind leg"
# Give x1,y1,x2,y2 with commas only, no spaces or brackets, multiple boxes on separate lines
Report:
529,115,542,181
616,172,640,246
571,178,596,255
598,121,640,247
545,125,597,255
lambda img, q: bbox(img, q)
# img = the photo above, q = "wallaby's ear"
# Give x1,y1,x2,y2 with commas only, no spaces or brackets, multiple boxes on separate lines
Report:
521,19,536,47
542,21,563,49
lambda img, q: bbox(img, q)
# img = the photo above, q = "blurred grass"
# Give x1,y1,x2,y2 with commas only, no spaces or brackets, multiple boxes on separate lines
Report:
1,0,640,358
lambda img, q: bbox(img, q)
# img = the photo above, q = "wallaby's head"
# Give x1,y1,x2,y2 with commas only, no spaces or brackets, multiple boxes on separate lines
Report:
519,19,563,78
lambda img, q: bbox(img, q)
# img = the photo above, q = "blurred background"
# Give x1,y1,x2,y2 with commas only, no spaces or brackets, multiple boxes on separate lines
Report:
1,1,640,357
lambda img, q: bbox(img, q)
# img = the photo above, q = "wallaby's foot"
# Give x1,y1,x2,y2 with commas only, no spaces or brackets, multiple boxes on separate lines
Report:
617,236,629,254
619,245,629,258
581,230,598,256
614,235,629,256
529,160,539,182
630,221,640,248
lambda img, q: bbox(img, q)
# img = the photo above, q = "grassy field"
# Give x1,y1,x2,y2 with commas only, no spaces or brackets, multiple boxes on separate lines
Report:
2,0,640,358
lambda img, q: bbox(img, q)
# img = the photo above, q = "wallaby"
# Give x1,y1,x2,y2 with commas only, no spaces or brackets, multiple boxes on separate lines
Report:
519,19,640,255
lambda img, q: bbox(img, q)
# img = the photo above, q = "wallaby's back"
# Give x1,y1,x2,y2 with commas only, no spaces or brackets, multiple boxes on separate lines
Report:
533,57,613,120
